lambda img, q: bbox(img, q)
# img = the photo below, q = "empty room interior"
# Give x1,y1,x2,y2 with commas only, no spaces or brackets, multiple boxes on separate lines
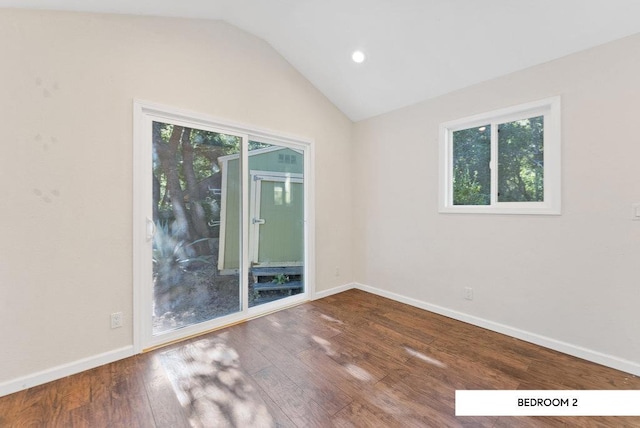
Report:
1,1,640,426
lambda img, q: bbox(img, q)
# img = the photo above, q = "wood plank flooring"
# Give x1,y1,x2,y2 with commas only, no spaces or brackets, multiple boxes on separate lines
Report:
1,289,639,427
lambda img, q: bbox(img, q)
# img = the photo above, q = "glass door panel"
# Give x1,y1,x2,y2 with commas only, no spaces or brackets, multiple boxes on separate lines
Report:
246,142,305,307
152,121,242,335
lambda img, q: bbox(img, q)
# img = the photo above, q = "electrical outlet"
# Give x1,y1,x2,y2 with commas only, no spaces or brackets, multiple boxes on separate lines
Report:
335,267,340,277
463,287,473,301
111,312,123,329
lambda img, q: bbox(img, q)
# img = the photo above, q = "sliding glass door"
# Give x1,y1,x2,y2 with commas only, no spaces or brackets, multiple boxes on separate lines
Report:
134,103,311,350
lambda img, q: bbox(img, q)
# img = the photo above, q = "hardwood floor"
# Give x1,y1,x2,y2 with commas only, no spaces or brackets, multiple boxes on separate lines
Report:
1,289,639,427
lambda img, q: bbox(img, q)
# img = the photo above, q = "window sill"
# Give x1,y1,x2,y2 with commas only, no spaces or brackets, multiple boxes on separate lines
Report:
439,204,561,215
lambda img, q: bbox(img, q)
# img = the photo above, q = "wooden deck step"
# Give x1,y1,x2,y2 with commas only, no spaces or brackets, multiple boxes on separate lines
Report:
252,281,303,292
251,266,303,280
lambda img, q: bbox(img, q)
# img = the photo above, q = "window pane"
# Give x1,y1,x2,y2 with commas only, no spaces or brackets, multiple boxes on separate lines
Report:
452,125,491,205
498,116,544,202
248,143,304,308
152,122,241,335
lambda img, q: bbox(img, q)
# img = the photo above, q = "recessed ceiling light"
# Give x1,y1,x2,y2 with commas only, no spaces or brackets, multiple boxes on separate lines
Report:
352,50,366,63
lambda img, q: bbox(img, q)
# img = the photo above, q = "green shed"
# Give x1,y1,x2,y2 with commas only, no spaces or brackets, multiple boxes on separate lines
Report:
217,146,304,274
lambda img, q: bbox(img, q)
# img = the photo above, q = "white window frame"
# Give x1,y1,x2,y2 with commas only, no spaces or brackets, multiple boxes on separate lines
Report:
439,96,561,215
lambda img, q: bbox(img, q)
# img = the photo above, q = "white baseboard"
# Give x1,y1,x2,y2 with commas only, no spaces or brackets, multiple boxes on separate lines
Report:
354,283,640,377
313,282,356,300
0,346,134,398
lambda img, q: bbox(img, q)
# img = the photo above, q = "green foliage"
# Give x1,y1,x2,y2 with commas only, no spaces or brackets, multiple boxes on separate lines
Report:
453,167,489,205
272,274,290,284
152,121,233,226
452,116,544,205
249,141,272,151
249,287,261,304
453,125,491,205
153,222,213,286
497,116,544,202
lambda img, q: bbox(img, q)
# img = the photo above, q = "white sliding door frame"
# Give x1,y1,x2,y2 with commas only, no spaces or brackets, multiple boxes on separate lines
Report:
133,100,314,353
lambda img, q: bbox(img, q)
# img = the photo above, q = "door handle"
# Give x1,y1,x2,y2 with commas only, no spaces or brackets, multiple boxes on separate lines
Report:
146,217,156,241
252,218,266,225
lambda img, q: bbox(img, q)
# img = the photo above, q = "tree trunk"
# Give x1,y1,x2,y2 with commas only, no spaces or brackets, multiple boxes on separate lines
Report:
181,128,211,255
154,125,191,242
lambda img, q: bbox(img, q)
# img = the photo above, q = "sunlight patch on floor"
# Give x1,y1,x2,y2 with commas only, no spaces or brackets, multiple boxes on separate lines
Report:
311,335,336,356
159,338,275,427
404,346,447,368
319,313,344,324
270,320,283,329
343,363,374,382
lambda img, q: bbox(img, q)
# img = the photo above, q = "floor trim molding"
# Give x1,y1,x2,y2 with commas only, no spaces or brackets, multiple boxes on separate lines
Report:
313,282,356,300
354,283,640,377
0,346,134,398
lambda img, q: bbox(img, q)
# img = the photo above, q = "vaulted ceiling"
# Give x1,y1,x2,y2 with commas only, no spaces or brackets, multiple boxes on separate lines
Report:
2,0,640,121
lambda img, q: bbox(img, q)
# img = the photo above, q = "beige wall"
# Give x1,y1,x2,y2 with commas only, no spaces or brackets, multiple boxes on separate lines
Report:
354,33,640,370
0,9,353,384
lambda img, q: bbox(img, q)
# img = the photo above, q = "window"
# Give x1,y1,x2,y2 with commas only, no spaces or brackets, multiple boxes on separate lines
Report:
439,97,561,214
